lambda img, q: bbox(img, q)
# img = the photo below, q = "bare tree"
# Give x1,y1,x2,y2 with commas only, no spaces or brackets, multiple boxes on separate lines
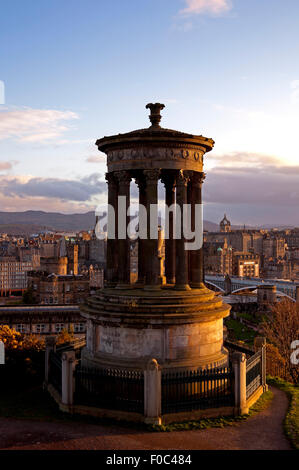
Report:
262,299,299,383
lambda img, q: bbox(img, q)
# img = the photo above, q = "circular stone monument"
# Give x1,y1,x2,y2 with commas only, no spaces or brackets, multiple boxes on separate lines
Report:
80,103,231,371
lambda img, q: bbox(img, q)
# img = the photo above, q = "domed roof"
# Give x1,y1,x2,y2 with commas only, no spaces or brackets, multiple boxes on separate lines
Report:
96,103,214,153
220,214,231,226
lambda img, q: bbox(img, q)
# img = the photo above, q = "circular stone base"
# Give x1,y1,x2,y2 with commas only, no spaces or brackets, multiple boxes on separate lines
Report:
80,285,231,372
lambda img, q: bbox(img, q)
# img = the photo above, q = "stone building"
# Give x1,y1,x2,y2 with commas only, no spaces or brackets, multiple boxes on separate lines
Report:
232,252,260,277
28,272,90,305
0,257,33,297
262,233,286,259
203,239,233,275
88,265,104,289
0,304,85,336
205,228,252,253
66,243,79,275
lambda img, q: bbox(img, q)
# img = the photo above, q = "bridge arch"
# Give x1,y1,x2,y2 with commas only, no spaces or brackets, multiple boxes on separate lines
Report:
231,286,296,301
205,281,225,293
232,286,259,294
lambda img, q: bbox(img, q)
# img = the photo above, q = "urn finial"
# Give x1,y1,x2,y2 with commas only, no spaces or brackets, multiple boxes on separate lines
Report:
146,103,165,128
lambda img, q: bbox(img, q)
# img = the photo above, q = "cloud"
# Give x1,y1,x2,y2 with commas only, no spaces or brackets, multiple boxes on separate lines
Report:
180,0,232,16
0,108,79,143
205,154,299,209
86,154,106,163
0,173,106,202
0,160,18,171
209,152,284,168
0,195,92,213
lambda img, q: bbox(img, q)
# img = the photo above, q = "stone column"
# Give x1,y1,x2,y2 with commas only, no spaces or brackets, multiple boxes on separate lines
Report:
189,171,205,288
296,285,299,304
105,172,118,286
62,350,76,406
135,173,147,285
232,352,249,415
161,172,176,284
45,336,56,384
114,171,131,288
175,170,190,290
143,169,161,289
144,358,162,425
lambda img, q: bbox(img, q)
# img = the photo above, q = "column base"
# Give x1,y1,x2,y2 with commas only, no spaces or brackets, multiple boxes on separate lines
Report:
174,284,191,291
234,406,249,416
144,417,162,425
105,281,118,288
189,282,206,289
144,285,162,291
115,283,132,290
134,281,145,288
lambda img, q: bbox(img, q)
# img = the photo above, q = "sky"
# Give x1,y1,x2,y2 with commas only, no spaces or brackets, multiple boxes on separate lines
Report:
0,0,299,226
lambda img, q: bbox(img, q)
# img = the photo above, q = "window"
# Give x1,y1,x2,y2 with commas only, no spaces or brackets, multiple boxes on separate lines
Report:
55,323,65,333
16,324,26,333
36,324,46,333
74,323,84,333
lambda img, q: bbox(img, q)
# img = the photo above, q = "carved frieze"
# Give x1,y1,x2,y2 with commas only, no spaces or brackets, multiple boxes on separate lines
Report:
107,146,204,164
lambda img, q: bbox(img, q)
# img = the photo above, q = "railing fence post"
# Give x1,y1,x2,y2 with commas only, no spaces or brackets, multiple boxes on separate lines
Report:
45,336,56,385
144,358,162,425
62,350,76,406
232,352,248,415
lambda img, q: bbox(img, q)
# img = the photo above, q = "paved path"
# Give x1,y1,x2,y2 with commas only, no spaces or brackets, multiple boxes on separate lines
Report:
0,387,292,450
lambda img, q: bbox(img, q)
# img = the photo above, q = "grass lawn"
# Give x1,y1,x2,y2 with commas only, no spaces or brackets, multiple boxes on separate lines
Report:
150,390,273,432
237,312,261,325
267,376,299,450
225,318,256,344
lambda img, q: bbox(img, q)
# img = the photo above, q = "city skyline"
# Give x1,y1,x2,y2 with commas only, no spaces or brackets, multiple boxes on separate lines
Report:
0,0,299,225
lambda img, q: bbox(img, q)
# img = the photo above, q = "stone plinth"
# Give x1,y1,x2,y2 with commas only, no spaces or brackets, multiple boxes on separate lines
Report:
80,285,230,371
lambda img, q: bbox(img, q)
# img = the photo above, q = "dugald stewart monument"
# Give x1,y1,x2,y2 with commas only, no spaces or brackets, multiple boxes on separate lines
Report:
80,103,231,373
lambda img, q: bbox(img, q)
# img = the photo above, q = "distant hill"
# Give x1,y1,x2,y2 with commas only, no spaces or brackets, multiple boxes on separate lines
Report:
0,210,220,235
0,211,96,233
203,220,219,231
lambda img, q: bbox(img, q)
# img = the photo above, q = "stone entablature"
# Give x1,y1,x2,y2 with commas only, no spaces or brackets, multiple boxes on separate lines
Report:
105,145,207,173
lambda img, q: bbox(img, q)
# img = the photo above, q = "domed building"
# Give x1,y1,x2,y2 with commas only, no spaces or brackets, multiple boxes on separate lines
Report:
220,214,231,233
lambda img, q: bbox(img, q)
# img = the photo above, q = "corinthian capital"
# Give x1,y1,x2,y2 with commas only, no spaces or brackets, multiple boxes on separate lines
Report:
192,171,206,187
161,172,176,189
135,173,146,190
114,170,132,185
143,169,161,183
176,170,190,187
105,172,117,186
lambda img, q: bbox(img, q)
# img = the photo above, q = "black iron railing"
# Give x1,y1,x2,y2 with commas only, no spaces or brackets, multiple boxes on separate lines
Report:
161,367,234,414
48,350,62,394
74,366,144,413
56,338,86,359
224,340,255,358
246,350,262,399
